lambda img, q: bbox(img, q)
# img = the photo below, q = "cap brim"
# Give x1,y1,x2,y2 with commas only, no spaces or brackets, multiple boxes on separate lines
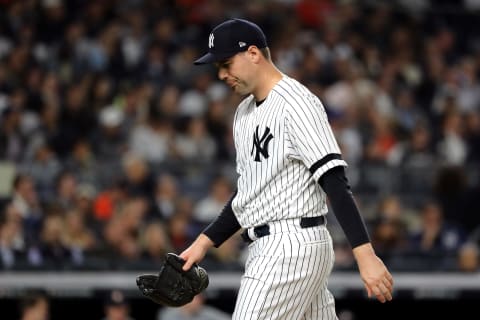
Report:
193,52,237,65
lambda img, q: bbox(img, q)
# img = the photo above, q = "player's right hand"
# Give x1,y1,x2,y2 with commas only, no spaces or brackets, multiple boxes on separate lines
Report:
180,234,215,271
352,243,394,303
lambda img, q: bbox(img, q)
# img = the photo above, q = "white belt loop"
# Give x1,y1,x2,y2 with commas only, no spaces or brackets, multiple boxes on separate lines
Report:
247,227,259,241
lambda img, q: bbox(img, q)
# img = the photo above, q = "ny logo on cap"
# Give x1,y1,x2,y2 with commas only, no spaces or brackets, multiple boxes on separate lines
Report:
208,33,214,48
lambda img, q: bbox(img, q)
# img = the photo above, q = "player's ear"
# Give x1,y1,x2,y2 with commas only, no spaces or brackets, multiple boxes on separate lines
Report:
246,46,261,63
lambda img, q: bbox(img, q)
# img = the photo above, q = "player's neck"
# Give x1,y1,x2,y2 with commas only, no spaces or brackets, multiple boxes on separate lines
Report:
252,65,283,102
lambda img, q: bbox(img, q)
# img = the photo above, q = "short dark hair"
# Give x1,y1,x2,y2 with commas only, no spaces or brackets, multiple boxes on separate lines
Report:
260,47,271,61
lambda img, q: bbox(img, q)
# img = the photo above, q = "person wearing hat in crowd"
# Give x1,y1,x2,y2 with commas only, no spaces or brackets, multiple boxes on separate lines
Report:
102,290,136,320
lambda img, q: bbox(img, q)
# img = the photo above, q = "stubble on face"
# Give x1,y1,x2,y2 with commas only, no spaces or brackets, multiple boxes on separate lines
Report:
217,53,253,95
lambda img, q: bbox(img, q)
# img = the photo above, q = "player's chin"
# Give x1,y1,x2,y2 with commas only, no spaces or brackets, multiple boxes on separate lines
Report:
233,85,248,95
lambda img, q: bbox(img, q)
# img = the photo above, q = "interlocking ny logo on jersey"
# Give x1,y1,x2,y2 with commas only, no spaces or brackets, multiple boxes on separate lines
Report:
251,126,274,162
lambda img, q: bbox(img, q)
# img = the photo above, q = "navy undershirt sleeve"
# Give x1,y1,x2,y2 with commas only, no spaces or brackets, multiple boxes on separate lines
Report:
202,190,241,248
319,166,370,248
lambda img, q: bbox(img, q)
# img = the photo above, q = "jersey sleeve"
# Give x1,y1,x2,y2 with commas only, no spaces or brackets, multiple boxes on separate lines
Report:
202,190,240,247
285,94,347,182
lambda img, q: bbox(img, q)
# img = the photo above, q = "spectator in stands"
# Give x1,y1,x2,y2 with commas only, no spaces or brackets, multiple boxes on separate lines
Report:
119,198,148,238
204,97,234,162
101,216,127,262
0,204,25,269
432,166,473,233
64,140,98,188
21,142,61,204
393,87,425,134
119,153,155,198
173,116,217,163
0,106,25,162
408,201,466,255
388,122,435,168
193,175,233,226
89,75,116,113
177,72,212,117
93,181,128,223
464,110,480,162
150,173,179,221
140,221,172,265
10,174,43,245
167,210,195,253
155,85,181,121
157,293,230,320
102,290,135,320
128,110,174,165
101,198,147,265
37,101,63,160
363,111,398,164
18,289,50,320
51,170,78,211
436,110,468,166
369,195,409,261
456,242,479,273
35,214,70,268
56,83,97,157
62,208,97,254
141,41,169,88
116,236,141,266
387,122,437,199
94,105,128,162
74,183,96,219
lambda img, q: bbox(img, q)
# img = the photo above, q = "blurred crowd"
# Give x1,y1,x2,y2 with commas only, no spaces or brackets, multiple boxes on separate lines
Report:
0,0,480,273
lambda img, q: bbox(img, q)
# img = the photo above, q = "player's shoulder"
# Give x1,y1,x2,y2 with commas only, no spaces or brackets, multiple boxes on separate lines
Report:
273,75,324,112
274,75,314,100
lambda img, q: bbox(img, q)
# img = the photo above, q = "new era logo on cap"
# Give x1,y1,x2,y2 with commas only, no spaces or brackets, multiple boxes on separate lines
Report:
194,19,268,65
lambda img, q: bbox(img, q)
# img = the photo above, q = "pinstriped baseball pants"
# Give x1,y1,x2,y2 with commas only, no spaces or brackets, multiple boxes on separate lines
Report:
232,220,337,320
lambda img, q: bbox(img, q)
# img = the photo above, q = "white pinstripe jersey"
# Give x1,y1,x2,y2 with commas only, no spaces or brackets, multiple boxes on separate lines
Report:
231,75,347,228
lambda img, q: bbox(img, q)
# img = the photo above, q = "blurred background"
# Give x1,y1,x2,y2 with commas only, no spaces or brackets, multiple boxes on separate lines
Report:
0,0,479,319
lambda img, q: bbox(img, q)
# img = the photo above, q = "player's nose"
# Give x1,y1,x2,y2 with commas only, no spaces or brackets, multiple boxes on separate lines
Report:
217,68,228,81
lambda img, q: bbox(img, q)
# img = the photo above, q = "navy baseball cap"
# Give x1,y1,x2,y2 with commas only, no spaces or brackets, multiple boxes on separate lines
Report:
194,19,268,65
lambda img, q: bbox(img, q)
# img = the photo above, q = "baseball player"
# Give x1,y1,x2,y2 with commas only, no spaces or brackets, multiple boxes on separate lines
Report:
180,19,394,319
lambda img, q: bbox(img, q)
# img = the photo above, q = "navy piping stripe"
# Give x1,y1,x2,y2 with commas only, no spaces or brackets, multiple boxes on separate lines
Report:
309,153,342,175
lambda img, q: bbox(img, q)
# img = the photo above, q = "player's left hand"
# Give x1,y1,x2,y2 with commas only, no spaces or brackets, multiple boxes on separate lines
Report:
352,243,394,303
